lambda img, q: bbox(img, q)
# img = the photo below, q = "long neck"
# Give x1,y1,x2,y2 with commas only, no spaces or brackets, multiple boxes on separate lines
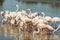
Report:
29,11,31,15
53,27,60,33
42,13,45,18
16,7,19,12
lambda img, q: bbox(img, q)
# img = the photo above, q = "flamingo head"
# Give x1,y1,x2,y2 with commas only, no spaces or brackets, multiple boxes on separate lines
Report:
16,4,19,8
41,12,45,17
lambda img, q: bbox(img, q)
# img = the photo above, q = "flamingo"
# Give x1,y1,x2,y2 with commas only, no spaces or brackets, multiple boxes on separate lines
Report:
1,10,10,23
0,11,5,17
41,12,45,18
9,12,17,18
0,11,6,23
2,9,60,36
44,16,52,24
33,12,48,24
10,18,15,25
33,23,54,37
53,17,60,22
32,16,40,25
46,25,54,30
52,17,60,28
29,12,39,19
36,23,54,32
21,10,28,16
15,16,20,21
1,10,10,19
26,8,32,15
28,12,45,19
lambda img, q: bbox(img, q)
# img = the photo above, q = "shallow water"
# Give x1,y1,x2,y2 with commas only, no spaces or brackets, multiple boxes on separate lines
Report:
0,23,60,40
0,0,60,40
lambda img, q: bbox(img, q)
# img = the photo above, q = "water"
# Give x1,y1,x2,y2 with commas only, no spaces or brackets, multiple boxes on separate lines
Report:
0,0,60,40
0,23,60,40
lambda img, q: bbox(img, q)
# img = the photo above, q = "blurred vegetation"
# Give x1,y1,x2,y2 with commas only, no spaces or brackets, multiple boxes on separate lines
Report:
0,0,4,6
